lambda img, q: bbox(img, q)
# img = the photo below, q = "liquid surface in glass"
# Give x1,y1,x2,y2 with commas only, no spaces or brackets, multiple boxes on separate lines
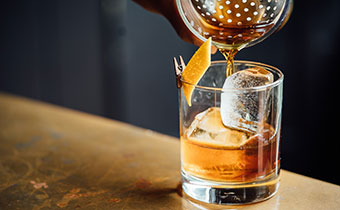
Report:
181,107,279,182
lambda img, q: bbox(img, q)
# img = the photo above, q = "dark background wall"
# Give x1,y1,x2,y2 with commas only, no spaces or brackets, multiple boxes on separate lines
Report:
0,0,339,185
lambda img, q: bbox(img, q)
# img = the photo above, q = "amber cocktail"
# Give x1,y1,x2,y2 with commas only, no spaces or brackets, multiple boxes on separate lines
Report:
179,60,283,204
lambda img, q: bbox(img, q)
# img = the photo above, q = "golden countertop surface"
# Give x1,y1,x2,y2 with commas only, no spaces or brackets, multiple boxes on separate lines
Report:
0,92,339,210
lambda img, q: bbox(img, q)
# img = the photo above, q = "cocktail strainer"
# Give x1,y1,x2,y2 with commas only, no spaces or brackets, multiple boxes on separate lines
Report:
177,0,293,50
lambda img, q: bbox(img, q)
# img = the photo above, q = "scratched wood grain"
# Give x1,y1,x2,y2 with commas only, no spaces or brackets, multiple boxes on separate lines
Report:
0,92,339,210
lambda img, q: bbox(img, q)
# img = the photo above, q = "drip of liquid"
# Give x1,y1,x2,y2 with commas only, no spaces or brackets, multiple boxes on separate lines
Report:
220,49,238,77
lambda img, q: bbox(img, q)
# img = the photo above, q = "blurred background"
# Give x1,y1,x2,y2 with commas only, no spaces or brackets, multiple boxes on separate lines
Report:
0,0,339,185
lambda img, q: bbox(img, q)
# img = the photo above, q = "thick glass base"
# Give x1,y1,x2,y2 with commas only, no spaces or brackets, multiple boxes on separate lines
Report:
182,170,280,205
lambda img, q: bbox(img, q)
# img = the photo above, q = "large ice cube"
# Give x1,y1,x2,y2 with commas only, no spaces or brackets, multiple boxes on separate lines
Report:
186,107,252,147
220,67,273,132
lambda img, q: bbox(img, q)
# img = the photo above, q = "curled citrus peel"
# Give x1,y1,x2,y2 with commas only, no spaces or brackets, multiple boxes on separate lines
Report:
182,38,211,106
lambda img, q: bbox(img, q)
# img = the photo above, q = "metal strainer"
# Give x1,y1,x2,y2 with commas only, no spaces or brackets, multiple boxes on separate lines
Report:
177,0,293,50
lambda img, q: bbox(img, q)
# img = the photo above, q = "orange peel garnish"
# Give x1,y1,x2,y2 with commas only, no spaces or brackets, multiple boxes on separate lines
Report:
182,38,211,106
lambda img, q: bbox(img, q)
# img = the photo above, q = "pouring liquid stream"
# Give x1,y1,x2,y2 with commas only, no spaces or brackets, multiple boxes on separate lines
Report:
208,23,275,77
205,23,275,78
220,48,238,77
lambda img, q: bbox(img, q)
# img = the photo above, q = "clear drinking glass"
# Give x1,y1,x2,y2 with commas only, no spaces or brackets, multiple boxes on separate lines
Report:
179,60,283,205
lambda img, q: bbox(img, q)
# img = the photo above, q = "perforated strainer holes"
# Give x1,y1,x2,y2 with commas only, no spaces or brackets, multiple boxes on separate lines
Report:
189,0,285,41
192,0,283,25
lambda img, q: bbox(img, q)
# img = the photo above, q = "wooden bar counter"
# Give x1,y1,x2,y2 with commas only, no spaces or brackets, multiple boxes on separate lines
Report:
0,92,339,209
